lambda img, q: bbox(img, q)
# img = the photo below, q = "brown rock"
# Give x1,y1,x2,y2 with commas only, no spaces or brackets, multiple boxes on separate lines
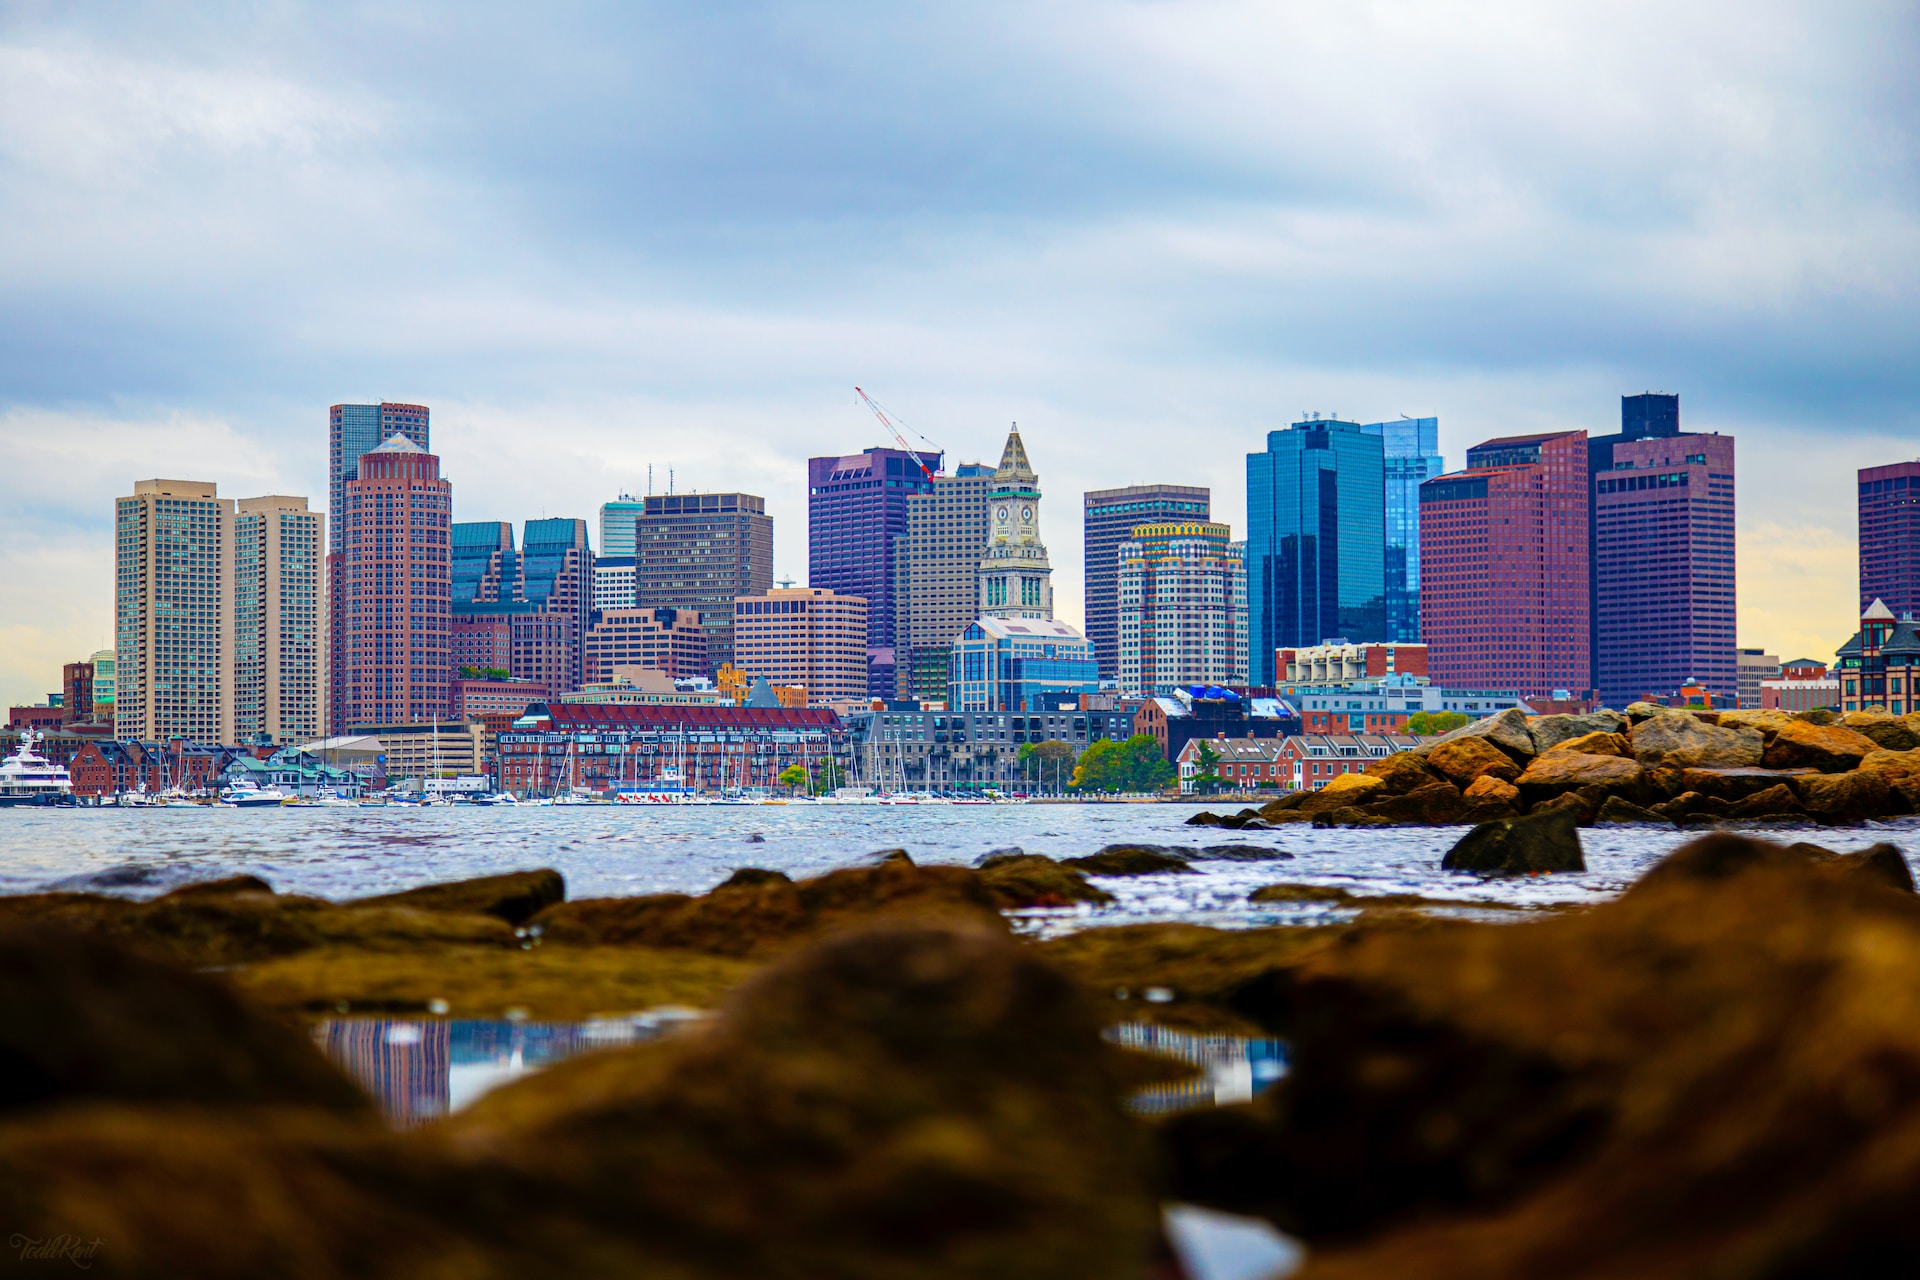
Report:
353,868,566,925
1593,796,1674,826
1784,840,1917,893
1426,737,1522,788
1425,707,1537,763
1440,806,1584,874
1628,712,1764,769
1762,719,1879,773
1791,769,1896,824
1514,751,1646,804
1649,791,1730,824
1842,711,1920,751
1723,784,1807,821
1858,748,1920,808
1675,766,1816,800
1319,781,1473,827
1361,751,1444,795
1716,708,1795,739
972,854,1115,909
1462,775,1520,806
1063,846,1196,876
159,875,276,899
1794,707,1840,726
1526,711,1629,753
1544,731,1630,758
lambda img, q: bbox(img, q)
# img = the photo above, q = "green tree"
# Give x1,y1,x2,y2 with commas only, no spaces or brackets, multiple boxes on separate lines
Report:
1407,711,1470,736
1190,740,1223,794
812,756,846,793
1017,740,1077,794
1072,735,1175,794
777,763,809,794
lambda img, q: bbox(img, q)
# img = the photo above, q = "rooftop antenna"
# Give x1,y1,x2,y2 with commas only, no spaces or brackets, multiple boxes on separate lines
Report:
669,468,674,495
648,465,653,496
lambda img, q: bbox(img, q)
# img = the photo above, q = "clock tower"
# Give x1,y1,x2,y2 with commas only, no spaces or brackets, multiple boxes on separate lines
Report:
978,425,1053,620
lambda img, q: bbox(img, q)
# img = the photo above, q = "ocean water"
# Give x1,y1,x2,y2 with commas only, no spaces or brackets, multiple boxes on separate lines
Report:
4,803,1912,929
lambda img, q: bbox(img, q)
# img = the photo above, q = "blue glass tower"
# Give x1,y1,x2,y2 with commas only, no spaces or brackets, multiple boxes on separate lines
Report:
452,522,516,606
1245,419,1387,686
1360,417,1443,643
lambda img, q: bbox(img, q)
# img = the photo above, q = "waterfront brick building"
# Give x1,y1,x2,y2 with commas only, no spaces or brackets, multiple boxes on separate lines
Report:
498,701,848,796
1859,460,1920,618
809,447,938,697
448,677,547,719
1419,431,1590,700
61,661,95,724
585,607,710,684
1083,483,1210,683
328,437,453,731
732,588,869,707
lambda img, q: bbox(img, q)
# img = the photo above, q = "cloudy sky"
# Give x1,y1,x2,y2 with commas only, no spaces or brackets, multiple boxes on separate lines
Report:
2,0,1915,706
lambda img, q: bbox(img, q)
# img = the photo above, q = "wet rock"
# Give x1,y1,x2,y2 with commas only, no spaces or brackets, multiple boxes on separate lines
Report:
1526,710,1629,754
1185,810,1229,827
531,858,1005,958
1593,796,1674,827
1185,807,1281,830
1462,774,1521,807
1544,731,1630,758
1440,806,1584,874
1761,719,1878,773
0,924,371,1117
975,847,1026,864
1841,710,1920,752
973,854,1116,908
1526,788,1609,826
1723,784,1808,822
1360,751,1444,795
1514,752,1645,805
1276,774,1388,820
1857,749,1920,808
1649,791,1731,825
1064,846,1197,876
1622,700,1668,722
1425,707,1537,763
1195,845,1297,861
1320,781,1474,827
847,848,917,868
1791,769,1897,824
160,874,277,899
1426,737,1522,788
1716,708,1796,739
353,868,566,925
1629,712,1764,769
1675,766,1816,800
1786,841,1917,893
717,867,793,888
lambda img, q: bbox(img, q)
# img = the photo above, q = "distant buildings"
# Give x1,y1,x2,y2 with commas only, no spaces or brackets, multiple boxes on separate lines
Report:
808,447,938,697
1277,641,1427,687
634,492,773,674
597,493,648,560
585,607,709,684
450,518,593,699
61,660,95,724
1115,521,1246,697
1360,418,1443,643
976,429,1055,621
1289,676,1530,735
1419,431,1591,700
1761,658,1839,713
114,478,235,744
848,702,1136,792
1588,393,1736,707
328,403,428,552
521,518,593,694
329,436,452,731
732,587,869,706
233,496,325,744
1083,484,1210,683
1736,648,1780,710
1858,460,1920,617
1245,418,1387,686
894,462,994,705
950,617,1098,714
592,556,637,611
499,702,845,795
1835,598,1920,715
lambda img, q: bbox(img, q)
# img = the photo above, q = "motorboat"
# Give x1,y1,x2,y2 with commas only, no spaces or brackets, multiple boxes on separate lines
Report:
0,731,75,807
221,778,291,808
470,792,518,806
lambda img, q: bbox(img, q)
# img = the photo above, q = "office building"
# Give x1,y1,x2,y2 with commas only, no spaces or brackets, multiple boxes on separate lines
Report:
61,660,95,724
1289,675,1529,734
329,437,453,731
809,446,939,696
88,649,115,721
1277,641,1428,687
1115,522,1247,697
1360,417,1443,642
232,496,325,745
585,607,710,684
593,557,637,611
1737,648,1781,710
894,462,994,705
732,588,869,706
451,518,592,697
1859,461,1920,618
1762,659,1840,713
451,617,512,675
329,403,427,554
950,616,1098,714
361,720,486,785
598,493,648,559
1083,484,1210,682
1588,393,1737,706
114,479,234,744
1245,418,1388,685
1419,431,1590,700
1836,599,1920,715
635,492,774,674
977,428,1054,620
452,522,517,606
521,518,593,694
448,677,546,720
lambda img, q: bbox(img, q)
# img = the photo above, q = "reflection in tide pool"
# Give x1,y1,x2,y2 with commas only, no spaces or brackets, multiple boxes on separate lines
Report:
1106,1023,1287,1114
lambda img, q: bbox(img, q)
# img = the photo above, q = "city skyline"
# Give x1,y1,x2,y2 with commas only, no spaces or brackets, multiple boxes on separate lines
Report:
4,5,1916,706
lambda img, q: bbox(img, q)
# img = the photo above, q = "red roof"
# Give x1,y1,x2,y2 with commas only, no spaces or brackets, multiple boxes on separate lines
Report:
535,702,841,731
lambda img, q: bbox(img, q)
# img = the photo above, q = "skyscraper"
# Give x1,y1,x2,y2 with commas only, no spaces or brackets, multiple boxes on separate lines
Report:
329,436,452,730
733,588,870,706
1244,419,1387,686
1083,484,1210,682
1116,521,1247,696
1858,460,1920,618
328,403,428,555
1589,394,1736,706
894,462,994,705
808,446,939,696
452,522,516,607
635,492,774,673
521,518,593,694
451,518,592,696
233,495,325,744
1359,417,1443,643
598,493,647,559
114,479,234,743
1419,431,1590,699
977,429,1053,620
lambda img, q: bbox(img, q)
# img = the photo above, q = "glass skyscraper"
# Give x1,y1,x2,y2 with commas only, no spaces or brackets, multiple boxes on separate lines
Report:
1245,419,1387,686
1360,417,1442,643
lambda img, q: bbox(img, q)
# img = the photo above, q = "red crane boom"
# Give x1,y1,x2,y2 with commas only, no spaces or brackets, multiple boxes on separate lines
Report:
854,387,939,479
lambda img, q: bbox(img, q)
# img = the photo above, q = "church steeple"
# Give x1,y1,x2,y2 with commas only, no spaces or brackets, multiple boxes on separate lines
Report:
978,424,1053,620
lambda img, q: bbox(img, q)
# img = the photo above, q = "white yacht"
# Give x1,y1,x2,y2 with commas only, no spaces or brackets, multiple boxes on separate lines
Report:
0,731,75,807
220,777,291,808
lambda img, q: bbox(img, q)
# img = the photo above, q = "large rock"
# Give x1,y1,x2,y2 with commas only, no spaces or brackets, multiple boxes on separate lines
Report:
1763,719,1879,773
1545,731,1630,758
1676,766,1816,800
972,854,1115,908
1791,770,1897,824
1318,781,1474,828
1593,796,1674,826
1629,712,1764,769
1440,807,1584,874
1513,751,1645,804
1425,707,1537,763
1842,712,1920,752
1463,774,1520,807
1063,846,1197,876
1724,784,1808,821
353,868,566,925
1858,749,1920,808
1361,751,1444,795
1526,710,1629,753
1426,737,1522,788
1716,708,1796,739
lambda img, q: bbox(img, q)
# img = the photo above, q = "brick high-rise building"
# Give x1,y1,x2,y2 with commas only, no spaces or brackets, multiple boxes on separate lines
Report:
449,518,592,697
809,447,938,697
1116,522,1247,697
329,436,452,731
1359,417,1444,643
894,462,994,705
61,660,94,724
329,403,427,555
585,607,709,684
233,496,325,744
635,492,773,674
1083,483,1210,683
1859,460,1920,618
1419,431,1590,699
1245,418,1387,685
733,588,869,706
114,479,234,744
1589,394,1736,707
521,518,593,694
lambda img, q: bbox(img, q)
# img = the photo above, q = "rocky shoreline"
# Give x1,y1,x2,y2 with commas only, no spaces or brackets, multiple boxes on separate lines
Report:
3,823,1919,1275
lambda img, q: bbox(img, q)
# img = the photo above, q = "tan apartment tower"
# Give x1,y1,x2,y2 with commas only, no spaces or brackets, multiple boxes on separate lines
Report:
115,479,235,744
234,496,325,744
733,588,868,706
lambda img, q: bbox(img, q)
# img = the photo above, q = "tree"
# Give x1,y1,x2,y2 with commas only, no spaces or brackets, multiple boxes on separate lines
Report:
812,756,846,794
1016,740,1077,794
1407,711,1471,736
459,666,512,681
1190,740,1223,794
1071,735,1176,794
777,763,809,794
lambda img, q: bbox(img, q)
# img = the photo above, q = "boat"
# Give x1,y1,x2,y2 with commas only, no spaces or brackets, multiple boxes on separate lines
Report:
0,731,76,807
220,778,291,808
470,791,518,806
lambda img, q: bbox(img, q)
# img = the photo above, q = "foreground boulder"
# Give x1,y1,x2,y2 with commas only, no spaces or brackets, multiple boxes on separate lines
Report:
1425,737,1521,789
353,868,566,925
1440,807,1584,874
1063,846,1196,876
973,853,1116,907
1425,707,1537,764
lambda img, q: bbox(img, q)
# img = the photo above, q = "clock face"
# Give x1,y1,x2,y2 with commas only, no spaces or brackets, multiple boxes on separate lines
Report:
996,506,1008,522
1021,505,1033,523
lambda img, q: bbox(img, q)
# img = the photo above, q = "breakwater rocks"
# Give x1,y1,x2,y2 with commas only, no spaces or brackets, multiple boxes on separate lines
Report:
5,833,1920,1275
1189,704,1920,830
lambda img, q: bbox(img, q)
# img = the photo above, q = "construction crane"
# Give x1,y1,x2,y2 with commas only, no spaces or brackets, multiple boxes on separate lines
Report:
854,387,940,479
